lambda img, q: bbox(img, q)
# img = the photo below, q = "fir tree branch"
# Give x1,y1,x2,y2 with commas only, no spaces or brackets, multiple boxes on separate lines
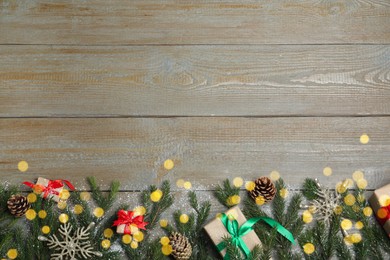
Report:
214,179,240,208
302,178,320,200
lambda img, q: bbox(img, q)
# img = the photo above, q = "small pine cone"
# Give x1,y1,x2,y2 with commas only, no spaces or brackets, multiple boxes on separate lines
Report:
7,195,30,217
169,232,192,260
249,177,276,203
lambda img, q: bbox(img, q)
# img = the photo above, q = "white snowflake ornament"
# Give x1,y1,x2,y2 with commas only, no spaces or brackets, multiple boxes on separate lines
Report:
301,179,342,224
38,222,102,260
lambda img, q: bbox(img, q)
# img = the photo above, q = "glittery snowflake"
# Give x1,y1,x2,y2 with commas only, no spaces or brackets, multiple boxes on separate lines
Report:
38,222,102,260
303,179,341,224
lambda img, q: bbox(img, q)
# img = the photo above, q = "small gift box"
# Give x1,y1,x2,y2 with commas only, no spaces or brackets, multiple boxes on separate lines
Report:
23,177,75,202
113,210,148,234
369,183,390,236
204,206,295,259
204,206,261,258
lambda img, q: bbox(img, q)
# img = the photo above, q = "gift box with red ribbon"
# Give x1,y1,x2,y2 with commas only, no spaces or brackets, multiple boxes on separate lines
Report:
369,183,390,237
23,177,75,202
112,210,148,234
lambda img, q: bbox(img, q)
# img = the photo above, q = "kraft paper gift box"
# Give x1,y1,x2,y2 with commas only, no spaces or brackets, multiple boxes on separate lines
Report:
369,183,390,237
204,206,261,258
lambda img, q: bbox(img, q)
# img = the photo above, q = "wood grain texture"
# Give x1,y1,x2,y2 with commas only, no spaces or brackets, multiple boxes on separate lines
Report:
0,0,389,45
1,117,389,190
1,45,389,117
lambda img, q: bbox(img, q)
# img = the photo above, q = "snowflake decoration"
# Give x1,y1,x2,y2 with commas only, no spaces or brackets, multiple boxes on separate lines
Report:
38,222,102,260
302,179,341,224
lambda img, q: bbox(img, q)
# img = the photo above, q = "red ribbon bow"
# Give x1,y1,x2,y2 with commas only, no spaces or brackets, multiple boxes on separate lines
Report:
113,210,148,234
23,179,75,199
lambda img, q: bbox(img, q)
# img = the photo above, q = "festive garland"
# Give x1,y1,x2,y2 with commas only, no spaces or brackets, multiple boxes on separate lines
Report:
0,174,389,260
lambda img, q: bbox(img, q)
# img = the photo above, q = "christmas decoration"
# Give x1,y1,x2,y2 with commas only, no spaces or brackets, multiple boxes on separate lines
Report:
7,194,30,217
204,206,294,259
0,174,389,259
248,176,276,203
369,183,390,236
169,232,192,260
23,177,75,202
38,222,102,259
301,178,342,224
113,209,148,234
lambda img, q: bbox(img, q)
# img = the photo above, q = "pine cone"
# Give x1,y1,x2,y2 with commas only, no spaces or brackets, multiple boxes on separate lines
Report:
249,177,276,203
169,232,192,260
7,195,30,217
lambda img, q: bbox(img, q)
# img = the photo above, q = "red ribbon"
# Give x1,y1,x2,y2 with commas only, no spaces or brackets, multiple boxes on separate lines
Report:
23,179,75,199
113,210,148,234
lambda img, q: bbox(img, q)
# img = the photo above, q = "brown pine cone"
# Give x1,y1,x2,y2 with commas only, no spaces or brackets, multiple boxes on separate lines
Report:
249,177,276,203
7,195,30,217
169,232,192,260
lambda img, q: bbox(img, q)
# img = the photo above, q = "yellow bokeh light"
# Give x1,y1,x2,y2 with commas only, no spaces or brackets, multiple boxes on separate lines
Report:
341,219,352,230
38,210,47,219
323,167,332,177
27,193,37,203
302,210,313,224
163,159,174,170
104,228,114,238
352,171,364,181
179,214,189,224
18,161,28,172
150,189,163,202
303,243,315,255
279,188,288,199
344,194,356,206
160,236,170,246
80,192,91,201
255,196,265,206
355,221,364,230
25,209,37,221
270,171,280,181
58,213,69,224
41,225,51,234
57,201,67,210
93,207,105,218
363,207,373,217
59,189,70,200
159,219,168,228
356,179,368,189
122,234,132,244
101,239,111,249
183,181,192,190
176,179,185,188
245,181,256,191
133,206,146,216
133,231,144,242
7,249,18,260
233,177,244,188
74,204,84,215
162,244,173,255
130,241,138,249
360,134,370,144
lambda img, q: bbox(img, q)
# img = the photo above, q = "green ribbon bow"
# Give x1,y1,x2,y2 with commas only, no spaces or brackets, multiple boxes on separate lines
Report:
216,213,295,259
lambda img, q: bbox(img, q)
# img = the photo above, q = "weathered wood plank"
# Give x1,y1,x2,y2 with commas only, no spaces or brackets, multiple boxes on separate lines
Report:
1,45,389,117
0,0,389,45
1,117,388,190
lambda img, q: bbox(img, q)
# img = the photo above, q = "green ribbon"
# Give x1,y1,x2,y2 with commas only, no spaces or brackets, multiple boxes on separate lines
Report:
216,213,295,259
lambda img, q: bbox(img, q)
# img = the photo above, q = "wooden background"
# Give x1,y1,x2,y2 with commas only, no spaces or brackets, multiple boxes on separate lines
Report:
0,0,389,218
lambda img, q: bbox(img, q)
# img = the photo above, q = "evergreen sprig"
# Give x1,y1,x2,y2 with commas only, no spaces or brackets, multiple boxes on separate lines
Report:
215,179,240,208
302,178,320,200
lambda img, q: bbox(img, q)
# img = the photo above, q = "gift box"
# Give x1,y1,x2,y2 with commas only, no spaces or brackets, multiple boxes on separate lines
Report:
369,183,390,236
204,206,262,258
113,210,148,234
23,177,74,202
